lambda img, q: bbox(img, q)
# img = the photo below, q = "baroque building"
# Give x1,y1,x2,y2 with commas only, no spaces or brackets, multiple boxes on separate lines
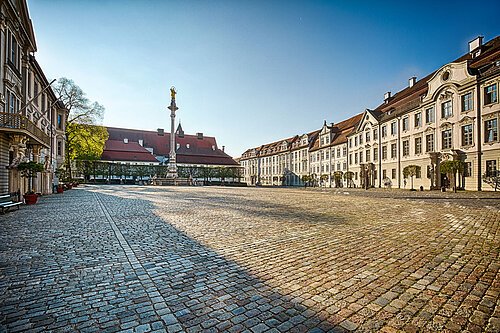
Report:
0,0,66,195
101,126,239,168
240,36,500,191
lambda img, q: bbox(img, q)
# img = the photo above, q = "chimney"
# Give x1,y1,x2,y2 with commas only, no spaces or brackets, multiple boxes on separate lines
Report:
123,138,128,144
384,91,391,103
157,128,164,136
469,36,483,54
409,77,417,88
197,132,203,140
222,146,225,152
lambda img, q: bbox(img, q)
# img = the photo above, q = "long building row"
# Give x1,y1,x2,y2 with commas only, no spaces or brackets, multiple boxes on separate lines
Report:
239,36,500,191
0,0,67,195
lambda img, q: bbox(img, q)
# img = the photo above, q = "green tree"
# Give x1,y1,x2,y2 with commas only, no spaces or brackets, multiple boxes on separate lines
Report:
403,165,418,190
53,78,108,179
440,160,464,193
301,174,311,188
343,171,354,188
333,171,343,188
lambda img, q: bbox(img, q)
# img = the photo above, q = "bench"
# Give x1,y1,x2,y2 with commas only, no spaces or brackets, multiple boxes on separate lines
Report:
0,192,22,214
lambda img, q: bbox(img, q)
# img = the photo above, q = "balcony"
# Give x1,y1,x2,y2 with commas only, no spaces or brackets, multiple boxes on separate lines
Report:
0,112,51,146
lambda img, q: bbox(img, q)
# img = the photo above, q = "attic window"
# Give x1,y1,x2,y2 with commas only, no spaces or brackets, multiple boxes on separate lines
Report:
442,71,450,81
176,143,180,149
123,138,128,144
212,145,215,151
186,144,190,149
138,139,143,146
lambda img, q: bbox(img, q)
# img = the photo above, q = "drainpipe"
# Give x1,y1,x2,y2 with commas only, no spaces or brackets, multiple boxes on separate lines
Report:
378,125,382,187
397,117,401,188
476,78,482,191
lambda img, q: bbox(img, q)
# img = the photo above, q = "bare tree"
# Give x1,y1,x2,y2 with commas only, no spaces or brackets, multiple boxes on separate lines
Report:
53,78,107,180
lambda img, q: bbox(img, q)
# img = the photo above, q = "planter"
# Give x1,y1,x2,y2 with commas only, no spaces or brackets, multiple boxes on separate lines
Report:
56,185,64,194
24,193,38,205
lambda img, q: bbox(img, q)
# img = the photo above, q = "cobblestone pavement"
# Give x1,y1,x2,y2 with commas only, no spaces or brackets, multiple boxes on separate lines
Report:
0,185,499,333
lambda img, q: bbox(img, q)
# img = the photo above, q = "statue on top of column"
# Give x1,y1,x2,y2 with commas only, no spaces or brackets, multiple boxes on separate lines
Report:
170,86,176,101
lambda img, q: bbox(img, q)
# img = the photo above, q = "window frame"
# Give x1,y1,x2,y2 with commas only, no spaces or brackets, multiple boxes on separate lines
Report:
484,83,498,105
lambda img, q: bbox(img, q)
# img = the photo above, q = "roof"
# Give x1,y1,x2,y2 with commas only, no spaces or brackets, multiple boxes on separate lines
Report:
103,127,238,166
101,140,158,162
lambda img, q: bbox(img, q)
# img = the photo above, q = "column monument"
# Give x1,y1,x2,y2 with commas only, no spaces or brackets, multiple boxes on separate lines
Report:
166,86,179,178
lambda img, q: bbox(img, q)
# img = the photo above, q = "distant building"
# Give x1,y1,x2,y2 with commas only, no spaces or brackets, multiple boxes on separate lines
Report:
102,125,239,168
240,36,500,191
0,0,67,195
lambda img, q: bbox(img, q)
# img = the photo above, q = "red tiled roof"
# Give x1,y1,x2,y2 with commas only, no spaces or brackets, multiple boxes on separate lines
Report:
103,127,238,166
101,151,159,163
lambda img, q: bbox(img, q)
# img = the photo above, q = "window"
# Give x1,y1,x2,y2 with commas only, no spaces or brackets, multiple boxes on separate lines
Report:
374,169,377,180
391,143,397,159
415,166,422,178
343,147,347,156
464,162,472,177
27,72,32,97
382,126,387,138
359,134,363,144
373,148,378,162
57,114,63,129
402,140,409,156
441,101,452,118
426,134,434,152
415,137,422,155
365,150,370,162
382,146,388,160
484,84,498,105
354,136,358,146
486,160,497,177
355,153,358,164
391,169,396,179
485,119,498,143
57,141,62,156
34,83,39,106
402,117,409,131
42,94,46,112
391,122,397,135
425,107,435,123
382,169,387,179
8,92,16,113
343,162,347,170
462,124,473,146
442,129,452,149
337,148,341,158
349,138,353,148
349,154,353,165
373,129,378,140
366,131,371,142
337,163,341,171
461,92,473,112
7,30,18,68
359,151,363,163
414,112,422,128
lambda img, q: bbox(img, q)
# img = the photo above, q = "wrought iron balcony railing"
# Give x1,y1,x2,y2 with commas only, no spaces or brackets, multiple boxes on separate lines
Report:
0,112,51,146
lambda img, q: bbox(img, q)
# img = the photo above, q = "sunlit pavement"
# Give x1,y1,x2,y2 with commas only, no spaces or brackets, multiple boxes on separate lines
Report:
0,185,498,333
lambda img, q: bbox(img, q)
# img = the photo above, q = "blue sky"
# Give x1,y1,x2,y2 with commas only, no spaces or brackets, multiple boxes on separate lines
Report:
29,0,500,157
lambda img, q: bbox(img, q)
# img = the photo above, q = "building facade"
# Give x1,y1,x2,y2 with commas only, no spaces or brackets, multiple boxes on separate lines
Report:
240,36,500,191
100,126,239,168
0,0,66,195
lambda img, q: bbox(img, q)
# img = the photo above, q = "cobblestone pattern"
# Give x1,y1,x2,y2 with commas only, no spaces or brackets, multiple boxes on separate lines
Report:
0,185,499,333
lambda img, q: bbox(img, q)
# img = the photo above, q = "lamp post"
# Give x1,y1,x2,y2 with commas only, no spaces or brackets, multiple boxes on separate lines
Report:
167,86,179,178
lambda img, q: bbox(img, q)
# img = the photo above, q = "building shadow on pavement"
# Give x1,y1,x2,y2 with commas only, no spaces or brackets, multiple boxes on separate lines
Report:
0,186,349,333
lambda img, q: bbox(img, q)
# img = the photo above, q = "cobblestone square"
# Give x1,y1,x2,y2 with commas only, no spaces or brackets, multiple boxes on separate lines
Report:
1,186,499,332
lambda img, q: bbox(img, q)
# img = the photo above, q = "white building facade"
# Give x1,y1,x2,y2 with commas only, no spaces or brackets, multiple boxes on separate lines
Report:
240,36,500,191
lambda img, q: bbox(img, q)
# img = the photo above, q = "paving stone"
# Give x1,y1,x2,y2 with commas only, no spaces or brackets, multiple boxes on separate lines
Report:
0,186,498,333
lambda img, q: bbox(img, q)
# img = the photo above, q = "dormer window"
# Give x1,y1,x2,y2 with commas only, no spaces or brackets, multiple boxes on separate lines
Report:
138,139,143,146
123,138,128,144
176,143,180,149
186,143,190,149
212,145,215,150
